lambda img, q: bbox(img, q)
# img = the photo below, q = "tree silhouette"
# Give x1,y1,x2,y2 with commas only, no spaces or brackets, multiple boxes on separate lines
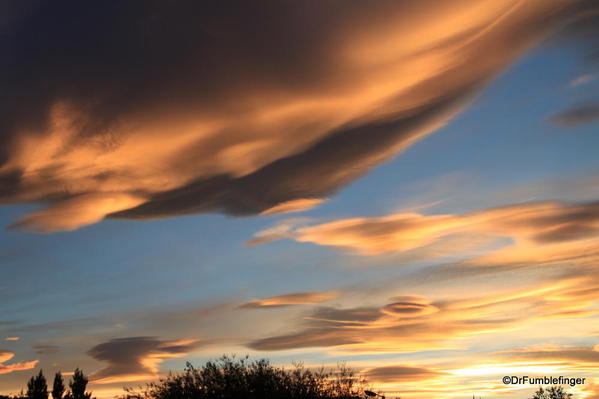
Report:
531,386,573,399
52,372,65,399
122,355,379,399
68,369,91,399
26,370,48,399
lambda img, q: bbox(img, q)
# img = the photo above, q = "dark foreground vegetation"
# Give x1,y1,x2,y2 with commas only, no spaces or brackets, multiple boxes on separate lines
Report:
121,356,382,399
0,368,92,399
1,356,577,399
530,386,573,399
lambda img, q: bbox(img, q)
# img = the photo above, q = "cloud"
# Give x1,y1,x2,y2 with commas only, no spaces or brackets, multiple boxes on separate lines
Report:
363,365,447,383
9,192,146,232
569,73,596,87
554,0,599,61
240,291,339,309
247,295,501,352
88,336,202,384
548,100,599,126
0,0,593,231
0,317,103,335
259,199,327,216
4,337,19,341
247,276,599,352
249,200,599,255
496,345,599,366
0,350,38,375
33,344,59,355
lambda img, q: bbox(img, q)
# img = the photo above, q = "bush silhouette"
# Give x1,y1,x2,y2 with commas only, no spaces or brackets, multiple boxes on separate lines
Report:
122,355,380,399
530,386,573,399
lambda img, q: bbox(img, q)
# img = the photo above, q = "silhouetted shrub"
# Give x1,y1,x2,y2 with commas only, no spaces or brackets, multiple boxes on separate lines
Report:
530,386,573,399
122,355,377,399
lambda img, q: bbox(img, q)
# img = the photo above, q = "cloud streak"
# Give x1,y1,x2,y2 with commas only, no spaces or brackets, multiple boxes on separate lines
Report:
248,276,599,352
363,365,448,383
240,291,340,309
249,200,599,255
548,100,599,127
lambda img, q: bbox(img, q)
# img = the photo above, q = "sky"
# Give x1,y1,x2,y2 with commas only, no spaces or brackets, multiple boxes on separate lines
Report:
1,1,599,398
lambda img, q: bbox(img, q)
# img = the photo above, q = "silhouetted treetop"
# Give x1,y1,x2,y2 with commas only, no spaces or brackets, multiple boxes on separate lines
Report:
122,355,381,399
67,369,91,399
26,370,48,399
530,386,573,399
52,372,65,399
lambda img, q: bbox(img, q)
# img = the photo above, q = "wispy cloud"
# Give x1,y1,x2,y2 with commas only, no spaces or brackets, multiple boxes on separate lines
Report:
240,291,340,309
249,200,599,256
248,276,599,353
548,100,599,127
569,73,596,87
363,365,448,383
495,345,599,368
33,344,59,355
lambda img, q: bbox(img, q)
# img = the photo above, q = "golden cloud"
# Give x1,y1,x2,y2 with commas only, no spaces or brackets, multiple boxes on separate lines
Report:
250,200,599,256
248,276,599,353
0,350,38,375
0,0,593,231
240,291,340,308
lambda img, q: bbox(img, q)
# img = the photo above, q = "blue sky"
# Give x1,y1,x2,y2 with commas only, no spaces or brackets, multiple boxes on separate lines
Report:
1,1,599,398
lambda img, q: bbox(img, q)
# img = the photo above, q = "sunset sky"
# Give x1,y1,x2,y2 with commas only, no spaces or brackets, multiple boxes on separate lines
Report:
1,1,599,398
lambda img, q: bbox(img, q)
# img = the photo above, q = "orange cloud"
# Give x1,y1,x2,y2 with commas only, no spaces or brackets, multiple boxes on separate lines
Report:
250,200,599,256
0,350,38,375
240,291,340,309
4,337,19,341
0,0,594,231
10,192,146,233
260,199,327,216
248,276,599,353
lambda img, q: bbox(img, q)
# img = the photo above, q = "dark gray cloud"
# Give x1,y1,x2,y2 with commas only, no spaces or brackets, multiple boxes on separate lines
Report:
0,0,594,231
553,0,599,61
33,344,59,355
88,336,201,383
548,101,599,126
